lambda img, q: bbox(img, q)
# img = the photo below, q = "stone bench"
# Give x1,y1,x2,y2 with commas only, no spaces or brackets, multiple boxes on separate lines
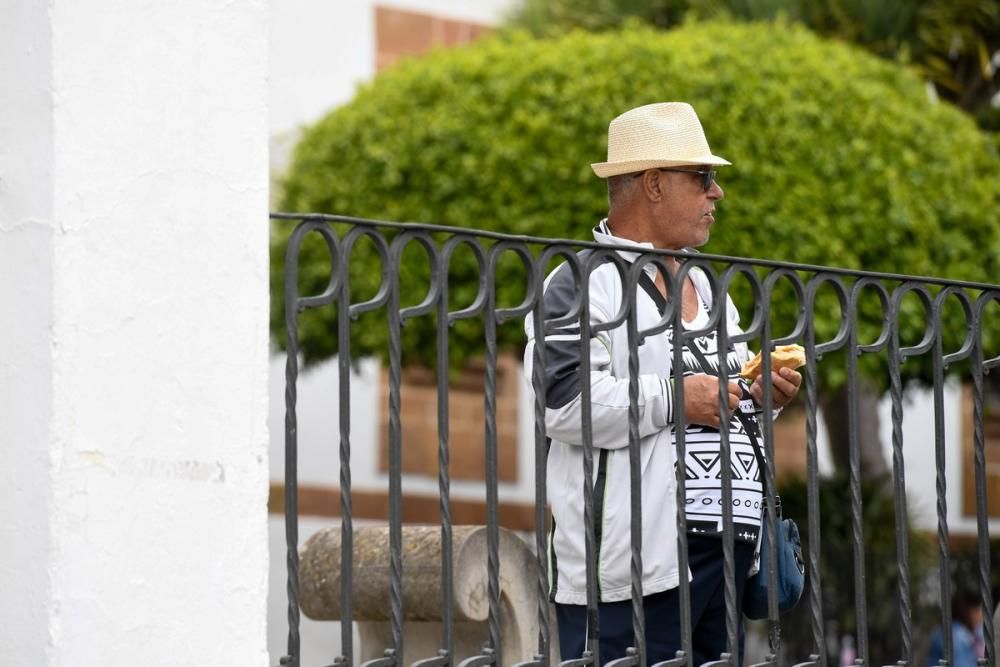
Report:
299,524,546,664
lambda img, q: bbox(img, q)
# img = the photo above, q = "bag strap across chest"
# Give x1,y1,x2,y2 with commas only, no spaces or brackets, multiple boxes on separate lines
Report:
637,270,770,496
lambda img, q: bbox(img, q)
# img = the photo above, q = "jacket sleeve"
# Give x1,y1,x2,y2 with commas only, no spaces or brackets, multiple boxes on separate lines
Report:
524,261,674,449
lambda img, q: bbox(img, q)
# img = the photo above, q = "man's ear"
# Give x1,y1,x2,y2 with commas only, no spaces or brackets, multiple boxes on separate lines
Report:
641,169,664,202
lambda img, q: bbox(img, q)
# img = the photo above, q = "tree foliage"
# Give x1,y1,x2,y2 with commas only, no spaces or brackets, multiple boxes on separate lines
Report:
274,22,1000,386
507,0,1000,126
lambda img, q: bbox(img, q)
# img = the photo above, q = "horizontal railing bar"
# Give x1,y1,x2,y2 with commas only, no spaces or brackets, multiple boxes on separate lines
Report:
271,212,1000,291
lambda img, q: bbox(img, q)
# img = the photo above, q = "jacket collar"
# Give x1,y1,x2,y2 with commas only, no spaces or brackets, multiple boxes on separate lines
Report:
593,218,655,277
592,219,711,303
593,218,701,277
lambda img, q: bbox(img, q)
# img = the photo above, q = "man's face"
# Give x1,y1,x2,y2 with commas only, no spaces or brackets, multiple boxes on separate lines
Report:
652,166,725,250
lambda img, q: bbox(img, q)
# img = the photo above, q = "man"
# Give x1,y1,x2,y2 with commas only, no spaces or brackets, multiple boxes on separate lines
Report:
523,102,801,664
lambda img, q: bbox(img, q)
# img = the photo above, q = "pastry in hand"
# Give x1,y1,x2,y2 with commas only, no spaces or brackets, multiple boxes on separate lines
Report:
739,344,806,381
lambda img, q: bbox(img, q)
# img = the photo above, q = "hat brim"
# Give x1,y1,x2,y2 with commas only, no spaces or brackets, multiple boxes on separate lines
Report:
591,154,731,178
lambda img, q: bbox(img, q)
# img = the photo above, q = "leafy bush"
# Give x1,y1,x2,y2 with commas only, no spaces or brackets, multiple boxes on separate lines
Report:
274,21,1000,378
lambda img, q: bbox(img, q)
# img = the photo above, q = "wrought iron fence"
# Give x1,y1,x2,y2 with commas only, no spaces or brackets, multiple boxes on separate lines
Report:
273,213,999,667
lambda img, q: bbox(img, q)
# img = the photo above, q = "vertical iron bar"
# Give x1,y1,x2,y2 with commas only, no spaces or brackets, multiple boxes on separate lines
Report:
437,261,454,664
672,277,693,667
760,299,781,658
627,274,646,667
931,321,952,665
887,315,912,665
846,315,869,665
338,243,355,666
484,269,502,665
803,319,825,667
532,287,551,665
717,307,738,663
387,262,405,665
283,252,302,667
970,322,994,667
579,274,600,662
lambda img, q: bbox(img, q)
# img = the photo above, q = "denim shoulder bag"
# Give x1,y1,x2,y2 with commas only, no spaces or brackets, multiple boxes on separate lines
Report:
735,385,806,620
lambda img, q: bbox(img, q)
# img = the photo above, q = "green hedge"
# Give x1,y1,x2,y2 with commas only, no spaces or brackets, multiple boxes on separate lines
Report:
274,21,1000,380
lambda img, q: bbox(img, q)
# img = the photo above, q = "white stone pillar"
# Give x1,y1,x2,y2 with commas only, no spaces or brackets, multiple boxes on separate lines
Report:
0,2,270,665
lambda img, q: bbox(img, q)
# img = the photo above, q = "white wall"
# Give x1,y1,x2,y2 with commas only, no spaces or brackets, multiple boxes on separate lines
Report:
0,0,56,659
269,1,375,139
883,381,993,534
269,0,512,135
1,1,270,664
268,0,514,175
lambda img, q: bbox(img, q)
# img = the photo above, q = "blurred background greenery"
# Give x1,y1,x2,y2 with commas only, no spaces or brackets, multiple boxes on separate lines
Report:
507,0,999,130
274,20,999,384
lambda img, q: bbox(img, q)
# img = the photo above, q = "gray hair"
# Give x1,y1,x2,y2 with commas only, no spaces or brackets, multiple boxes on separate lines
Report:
607,173,639,211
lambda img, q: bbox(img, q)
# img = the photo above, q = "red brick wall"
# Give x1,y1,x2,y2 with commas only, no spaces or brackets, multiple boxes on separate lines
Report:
375,5,489,72
962,384,1000,517
771,406,809,482
378,354,519,482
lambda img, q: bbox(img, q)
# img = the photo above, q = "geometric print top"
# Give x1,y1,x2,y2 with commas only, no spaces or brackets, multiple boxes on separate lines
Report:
670,292,765,544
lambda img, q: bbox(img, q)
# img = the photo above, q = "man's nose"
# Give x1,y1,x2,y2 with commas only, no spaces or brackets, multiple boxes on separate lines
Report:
708,180,724,201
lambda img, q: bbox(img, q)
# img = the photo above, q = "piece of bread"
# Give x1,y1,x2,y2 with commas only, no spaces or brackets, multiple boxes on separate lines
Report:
739,344,806,381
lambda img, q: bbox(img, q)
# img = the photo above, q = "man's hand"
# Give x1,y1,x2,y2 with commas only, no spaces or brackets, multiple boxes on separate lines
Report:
749,367,802,410
683,374,742,428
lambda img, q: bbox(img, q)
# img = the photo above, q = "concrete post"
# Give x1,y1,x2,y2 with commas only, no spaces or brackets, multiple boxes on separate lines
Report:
0,1,270,664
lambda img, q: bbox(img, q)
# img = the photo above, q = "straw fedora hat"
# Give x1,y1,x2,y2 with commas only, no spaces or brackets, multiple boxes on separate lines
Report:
591,102,730,178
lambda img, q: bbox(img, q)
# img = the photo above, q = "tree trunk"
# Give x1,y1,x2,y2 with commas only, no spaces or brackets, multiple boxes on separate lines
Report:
820,379,889,480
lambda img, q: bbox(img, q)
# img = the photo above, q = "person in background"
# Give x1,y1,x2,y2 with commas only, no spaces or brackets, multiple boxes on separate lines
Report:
926,590,985,667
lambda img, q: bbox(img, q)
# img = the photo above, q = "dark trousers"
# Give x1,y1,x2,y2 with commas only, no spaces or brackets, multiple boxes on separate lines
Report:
556,535,755,667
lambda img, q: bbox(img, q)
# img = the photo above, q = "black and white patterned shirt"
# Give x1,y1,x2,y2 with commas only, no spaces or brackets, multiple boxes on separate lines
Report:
672,294,764,544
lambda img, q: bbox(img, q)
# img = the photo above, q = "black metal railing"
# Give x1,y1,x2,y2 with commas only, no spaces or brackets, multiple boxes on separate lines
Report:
273,213,999,667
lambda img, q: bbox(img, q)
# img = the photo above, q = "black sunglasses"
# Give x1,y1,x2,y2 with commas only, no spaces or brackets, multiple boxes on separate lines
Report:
633,168,717,192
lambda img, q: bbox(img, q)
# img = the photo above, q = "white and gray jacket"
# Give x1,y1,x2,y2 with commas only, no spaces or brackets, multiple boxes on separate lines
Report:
523,222,754,605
